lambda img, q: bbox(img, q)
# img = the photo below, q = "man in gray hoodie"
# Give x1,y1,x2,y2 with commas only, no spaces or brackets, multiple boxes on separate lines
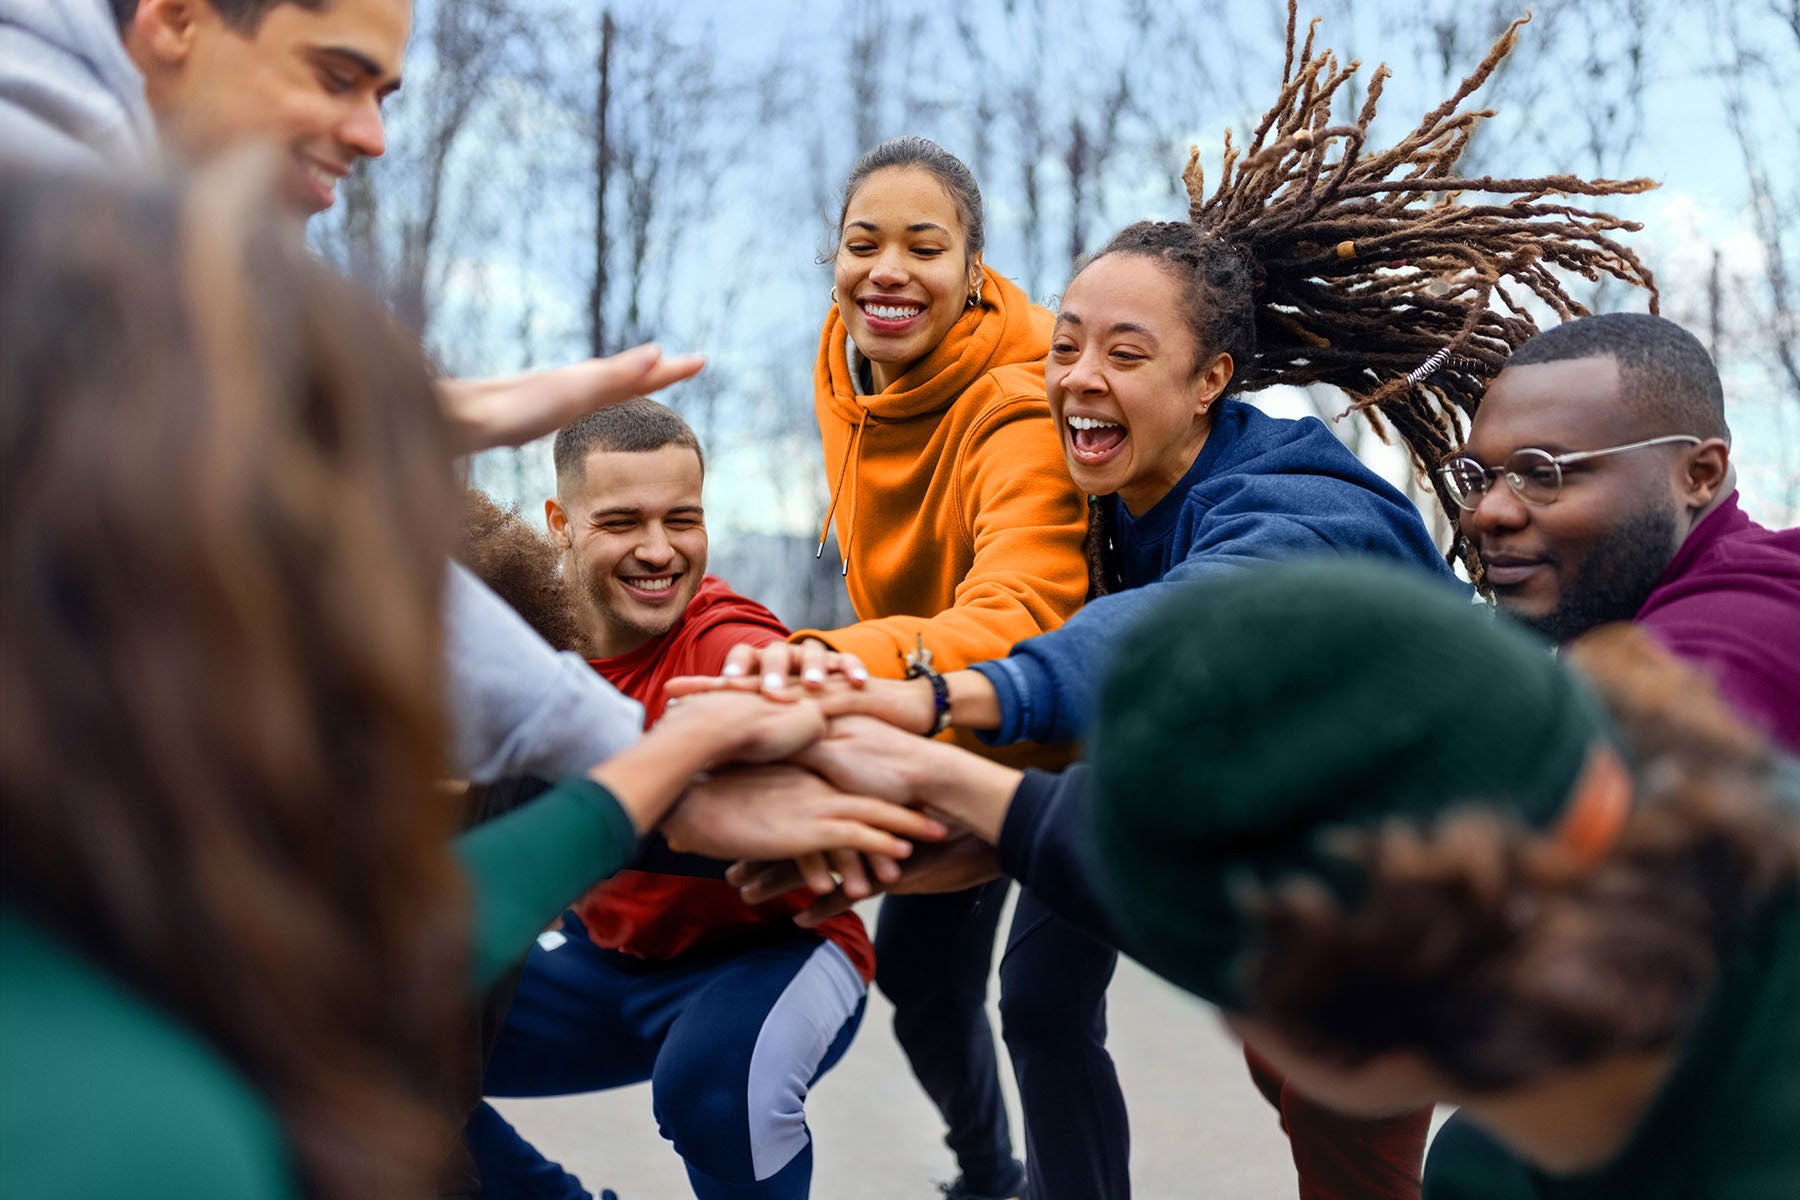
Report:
0,0,696,790
0,0,156,169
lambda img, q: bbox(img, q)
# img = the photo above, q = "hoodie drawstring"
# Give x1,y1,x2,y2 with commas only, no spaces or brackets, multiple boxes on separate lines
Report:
816,406,870,577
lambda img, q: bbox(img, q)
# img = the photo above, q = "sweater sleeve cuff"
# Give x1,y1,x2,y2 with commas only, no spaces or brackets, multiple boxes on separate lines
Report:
569,777,644,853
995,767,1127,950
995,768,1059,884
971,655,1046,746
456,777,642,991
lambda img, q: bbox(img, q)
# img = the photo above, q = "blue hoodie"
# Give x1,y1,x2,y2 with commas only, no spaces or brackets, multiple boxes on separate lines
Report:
972,399,1457,745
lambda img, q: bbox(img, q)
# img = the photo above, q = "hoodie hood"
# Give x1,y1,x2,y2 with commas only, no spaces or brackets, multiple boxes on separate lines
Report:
816,265,1050,426
0,0,159,172
810,265,1054,576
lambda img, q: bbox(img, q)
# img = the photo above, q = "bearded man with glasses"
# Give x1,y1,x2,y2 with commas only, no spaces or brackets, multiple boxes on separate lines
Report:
1446,311,1799,751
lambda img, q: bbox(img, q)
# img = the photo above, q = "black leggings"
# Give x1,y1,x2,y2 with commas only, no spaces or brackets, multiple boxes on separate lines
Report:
875,881,1130,1199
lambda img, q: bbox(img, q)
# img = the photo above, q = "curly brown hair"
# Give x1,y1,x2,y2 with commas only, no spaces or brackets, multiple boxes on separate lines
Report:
1243,625,1798,1093
0,165,466,1198
459,489,591,656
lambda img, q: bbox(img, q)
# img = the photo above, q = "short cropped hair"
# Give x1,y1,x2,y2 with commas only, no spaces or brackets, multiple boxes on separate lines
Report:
205,0,327,33
552,398,704,490
1508,312,1728,440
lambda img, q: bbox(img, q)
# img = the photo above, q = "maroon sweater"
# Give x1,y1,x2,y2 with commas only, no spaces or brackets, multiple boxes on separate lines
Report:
1635,492,1800,752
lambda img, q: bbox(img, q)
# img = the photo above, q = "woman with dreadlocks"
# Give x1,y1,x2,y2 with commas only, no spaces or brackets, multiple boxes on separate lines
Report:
685,6,1656,1196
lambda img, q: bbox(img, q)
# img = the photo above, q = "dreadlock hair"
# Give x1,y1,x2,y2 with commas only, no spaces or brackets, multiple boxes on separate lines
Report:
1084,2,1658,580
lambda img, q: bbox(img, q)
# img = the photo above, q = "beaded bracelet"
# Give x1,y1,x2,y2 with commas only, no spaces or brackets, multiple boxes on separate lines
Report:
903,635,953,737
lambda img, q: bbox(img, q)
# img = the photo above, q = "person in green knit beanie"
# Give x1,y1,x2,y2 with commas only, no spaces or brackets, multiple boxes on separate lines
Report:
720,556,1800,1199
1083,558,1613,1010
1092,560,1800,1200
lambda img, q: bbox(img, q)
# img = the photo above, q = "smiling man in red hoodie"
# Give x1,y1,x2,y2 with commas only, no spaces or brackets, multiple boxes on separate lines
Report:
466,399,872,1200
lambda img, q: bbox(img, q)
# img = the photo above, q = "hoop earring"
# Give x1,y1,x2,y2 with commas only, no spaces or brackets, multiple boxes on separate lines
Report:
966,283,983,310
830,286,840,306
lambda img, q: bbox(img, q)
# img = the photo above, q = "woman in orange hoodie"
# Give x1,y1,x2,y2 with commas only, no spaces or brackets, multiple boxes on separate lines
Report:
724,137,1115,1200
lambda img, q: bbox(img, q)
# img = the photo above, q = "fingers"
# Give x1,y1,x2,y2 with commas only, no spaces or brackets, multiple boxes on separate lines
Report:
590,343,705,397
729,859,806,904
720,641,771,682
869,852,903,885
634,351,706,393
794,889,860,929
794,639,827,689
758,644,800,694
723,859,768,889
706,641,863,701
793,851,836,896
721,643,804,695
664,673,760,698
828,847,871,900
799,647,866,689
827,796,947,842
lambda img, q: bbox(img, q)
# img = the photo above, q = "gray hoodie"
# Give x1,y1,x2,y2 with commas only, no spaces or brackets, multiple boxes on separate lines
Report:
0,1,646,785
0,0,158,171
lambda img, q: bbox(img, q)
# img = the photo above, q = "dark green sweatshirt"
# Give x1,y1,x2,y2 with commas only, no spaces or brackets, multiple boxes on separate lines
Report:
0,777,638,1199
1423,887,1800,1200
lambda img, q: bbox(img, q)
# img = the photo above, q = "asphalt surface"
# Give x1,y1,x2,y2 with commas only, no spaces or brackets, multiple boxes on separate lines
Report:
496,892,1316,1199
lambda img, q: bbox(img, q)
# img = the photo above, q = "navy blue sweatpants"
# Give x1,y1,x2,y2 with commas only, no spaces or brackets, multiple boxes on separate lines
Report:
876,882,1129,1199
471,919,865,1200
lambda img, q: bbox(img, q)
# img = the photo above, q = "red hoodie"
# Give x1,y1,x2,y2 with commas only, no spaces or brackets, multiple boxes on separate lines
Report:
569,576,875,981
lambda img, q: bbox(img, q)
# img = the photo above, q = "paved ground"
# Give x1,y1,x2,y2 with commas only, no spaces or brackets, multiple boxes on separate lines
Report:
497,892,1323,1199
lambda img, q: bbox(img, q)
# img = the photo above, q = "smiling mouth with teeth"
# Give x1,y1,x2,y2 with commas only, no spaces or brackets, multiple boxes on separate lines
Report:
861,302,924,322
624,576,677,593
1066,415,1127,458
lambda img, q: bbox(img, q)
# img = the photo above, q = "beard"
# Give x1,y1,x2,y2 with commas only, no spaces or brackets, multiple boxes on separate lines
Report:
582,568,684,649
1516,505,1678,645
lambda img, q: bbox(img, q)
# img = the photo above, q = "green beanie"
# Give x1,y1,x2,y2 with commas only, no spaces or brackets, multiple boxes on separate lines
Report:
1085,557,1613,1009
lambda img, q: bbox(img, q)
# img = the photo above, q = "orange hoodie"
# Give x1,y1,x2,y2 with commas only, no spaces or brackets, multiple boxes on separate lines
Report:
793,266,1088,763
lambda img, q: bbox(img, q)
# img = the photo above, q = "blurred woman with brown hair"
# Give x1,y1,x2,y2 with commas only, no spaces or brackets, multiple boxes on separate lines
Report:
0,164,936,1200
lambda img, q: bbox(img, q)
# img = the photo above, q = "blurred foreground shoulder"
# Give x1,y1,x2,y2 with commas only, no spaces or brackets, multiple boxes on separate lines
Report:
0,911,295,1200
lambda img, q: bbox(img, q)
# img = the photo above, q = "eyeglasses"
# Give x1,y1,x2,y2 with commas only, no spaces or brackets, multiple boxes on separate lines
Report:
1437,435,1702,511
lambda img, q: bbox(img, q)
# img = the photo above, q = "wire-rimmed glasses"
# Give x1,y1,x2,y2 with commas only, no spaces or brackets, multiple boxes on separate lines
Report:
1437,435,1702,511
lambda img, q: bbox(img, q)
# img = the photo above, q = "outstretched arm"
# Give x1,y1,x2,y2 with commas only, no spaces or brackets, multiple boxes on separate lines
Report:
439,344,704,453
728,720,1125,947
455,690,824,987
443,562,643,784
